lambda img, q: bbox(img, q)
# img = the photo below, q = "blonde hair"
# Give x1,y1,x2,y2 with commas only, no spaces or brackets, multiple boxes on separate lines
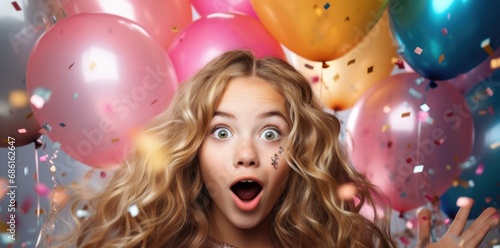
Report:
44,50,396,247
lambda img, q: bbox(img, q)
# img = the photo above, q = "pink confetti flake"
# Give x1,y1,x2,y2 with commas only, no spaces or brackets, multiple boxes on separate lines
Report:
12,1,21,11
406,157,413,164
441,27,448,35
486,87,494,97
30,94,46,109
399,236,410,245
414,47,423,55
418,111,429,122
39,155,47,162
475,163,485,175
17,128,27,133
311,75,320,83
35,183,50,197
424,194,434,202
444,218,451,224
20,197,33,214
456,196,473,207
489,106,495,115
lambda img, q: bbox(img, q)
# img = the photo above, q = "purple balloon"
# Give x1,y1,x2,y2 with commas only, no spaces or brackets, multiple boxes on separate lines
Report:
168,13,285,83
346,73,474,212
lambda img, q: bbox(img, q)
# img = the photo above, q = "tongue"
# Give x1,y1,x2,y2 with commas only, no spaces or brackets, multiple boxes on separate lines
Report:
234,183,260,201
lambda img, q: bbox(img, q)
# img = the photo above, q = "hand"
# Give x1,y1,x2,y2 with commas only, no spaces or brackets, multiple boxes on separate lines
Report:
417,198,498,248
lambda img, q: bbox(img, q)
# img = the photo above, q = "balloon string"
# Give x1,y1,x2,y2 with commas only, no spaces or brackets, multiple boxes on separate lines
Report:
35,147,41,219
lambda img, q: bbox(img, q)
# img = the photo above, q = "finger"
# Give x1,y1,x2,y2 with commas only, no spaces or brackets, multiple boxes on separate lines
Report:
464,223,492,248
417,208,432,248
460,207,498,241
448,197,473,236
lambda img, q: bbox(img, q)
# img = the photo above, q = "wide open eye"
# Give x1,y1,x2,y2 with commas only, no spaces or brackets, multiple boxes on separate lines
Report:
259,128,281,141
212,127,233,140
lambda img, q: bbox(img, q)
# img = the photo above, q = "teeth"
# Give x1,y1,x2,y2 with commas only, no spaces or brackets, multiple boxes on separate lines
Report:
240,180,254,183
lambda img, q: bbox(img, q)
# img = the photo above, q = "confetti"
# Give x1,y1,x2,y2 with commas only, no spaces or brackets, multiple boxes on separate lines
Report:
415,77,425,85
485,197,493,203
479,110,487,115
24,167,28,176
400,192,407,198
39,155,47,162
347,59,356,66
73,92,79,100
311,75,320,83
50,165,56,172
322,61,329,69
486,87,494,97
324,2,330,9
420,104,430,112
491,57,500,69
59,123,66,127
12,1,21,11
383,106,391,113
333,73,340,81
35,183,50,197
438,54,445,64
413,165,424,173
394,59,405,69
89,61,97,71
489,106,495,115
367,66,374,74
441,27,448,35
129,204,139,217
475,163,484,175
481,38,494,55
405,157,413,164
337,183,357,200
25,112,34,119
381,124,390,132
111,138,120,142
418,111,429,122
42,123,52,132
52,141,61,149
171,26,178,32
344,16,350,22
69,62,75,69
434,139,444,145
401,112,411,118
100,171,107,178
150,99,158,105
399,236,410,245
414,47,423,55
304,64,314,70
76,209,90,218
424,194,435,202
18,128,27,133
31,87,52,108
468,180,475,188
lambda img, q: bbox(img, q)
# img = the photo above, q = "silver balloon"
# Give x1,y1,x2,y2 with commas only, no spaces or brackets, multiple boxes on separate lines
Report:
0,0,65,147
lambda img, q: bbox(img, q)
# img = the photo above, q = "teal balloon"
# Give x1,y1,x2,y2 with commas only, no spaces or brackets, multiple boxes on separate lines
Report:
389,0,500,80
441,71,500,219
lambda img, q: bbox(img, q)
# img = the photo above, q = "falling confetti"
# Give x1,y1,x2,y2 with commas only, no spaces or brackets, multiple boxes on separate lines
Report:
31,87,52,109
12,1,21,11
150,99,158,105
52,141,61,149
468,180,475,188
18,128,27,134
424,194,435,202
400,192,407,198
111,138,120,143
35,183,50,197
491,57,500,69
406,157,413,164
401,112,411,118
414,47,423,55
367,66,374,74
25,112,34,119
129,204,139,217
59,123,66,127
304,64,314,70
420,104,430,112
337,183,357,200
438,54,445,64
89,61,97,71
42,123,52,132
381,124,390,132
383,106,391,113
347,59,356,66
413,165,424,173
486,87,494,97
415,77,425,85
475,163,485,175
441,27,448,36
69,62,75,69
481,38,494,56
324,2,330,9
73,92,79,100
171,26,178,32
39,155,47,162
395,59,405,69
333,73,340,81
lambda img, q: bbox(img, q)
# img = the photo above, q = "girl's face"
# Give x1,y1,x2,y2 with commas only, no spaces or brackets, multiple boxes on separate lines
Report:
199,76,291,231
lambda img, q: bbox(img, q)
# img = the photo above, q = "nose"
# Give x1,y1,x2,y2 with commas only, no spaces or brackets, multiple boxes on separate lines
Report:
234,140,259,167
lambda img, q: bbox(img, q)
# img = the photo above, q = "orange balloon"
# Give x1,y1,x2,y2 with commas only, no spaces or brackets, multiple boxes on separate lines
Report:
251,0,388,61
290,12,398,111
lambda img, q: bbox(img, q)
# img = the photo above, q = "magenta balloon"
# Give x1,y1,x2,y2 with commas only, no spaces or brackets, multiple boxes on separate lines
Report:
346,73,473,212
61,0,192,49
26,13,178,167
191,0,258,18
168,13,286,83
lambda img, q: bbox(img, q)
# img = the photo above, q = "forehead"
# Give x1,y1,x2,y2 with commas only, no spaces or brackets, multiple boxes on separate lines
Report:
217,77,285,110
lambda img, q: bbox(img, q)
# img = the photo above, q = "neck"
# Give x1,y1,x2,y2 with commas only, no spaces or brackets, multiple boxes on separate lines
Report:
210,209,273,248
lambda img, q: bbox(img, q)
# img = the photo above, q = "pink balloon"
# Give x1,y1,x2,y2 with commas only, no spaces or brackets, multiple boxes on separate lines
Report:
61,0,192,49
191,0,258,18
442,48,500,94
168,13,286,83
346,73,473,212
26,13,178,167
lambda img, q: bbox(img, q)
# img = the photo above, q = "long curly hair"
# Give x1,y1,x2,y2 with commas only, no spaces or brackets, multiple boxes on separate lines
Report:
43,50,396,248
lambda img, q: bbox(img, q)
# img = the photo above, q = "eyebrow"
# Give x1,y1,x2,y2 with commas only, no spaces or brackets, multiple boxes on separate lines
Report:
213,110,288,122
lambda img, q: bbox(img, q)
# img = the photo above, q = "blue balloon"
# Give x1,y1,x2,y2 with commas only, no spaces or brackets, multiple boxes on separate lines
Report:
440,70,500,219
389,0,500,80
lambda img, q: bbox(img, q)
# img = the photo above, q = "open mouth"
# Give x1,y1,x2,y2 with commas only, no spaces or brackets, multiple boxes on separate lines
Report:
230,180,263,202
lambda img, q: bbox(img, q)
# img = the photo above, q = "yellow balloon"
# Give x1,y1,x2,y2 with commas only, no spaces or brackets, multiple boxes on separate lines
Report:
251,0,388,62
290,12,398,111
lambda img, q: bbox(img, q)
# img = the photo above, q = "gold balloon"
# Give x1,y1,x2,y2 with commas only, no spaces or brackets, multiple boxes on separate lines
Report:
251,0,388,62
290,12,398,111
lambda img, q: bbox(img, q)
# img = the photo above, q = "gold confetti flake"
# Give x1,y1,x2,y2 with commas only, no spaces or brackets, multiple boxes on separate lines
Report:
401,112,411,118
111,138,120,143
414,47,423,55
491,57,500,69
446,164,451,170
367,66,374,74
25,112,34,119
382,124,390,132
50,165,56,172
439,54,445,64
347,59,356,66
34,208,46,215
89,61,97,71
333,73,340,81
171,26,178,32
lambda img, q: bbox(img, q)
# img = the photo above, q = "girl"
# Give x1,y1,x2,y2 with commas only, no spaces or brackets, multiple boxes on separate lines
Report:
45,50,496,247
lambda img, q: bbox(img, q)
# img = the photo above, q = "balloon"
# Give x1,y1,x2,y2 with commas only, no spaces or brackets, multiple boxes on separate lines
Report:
443,49,500,94
168,13,285,83
389,0,500,80
290,12,398,111
192,0,258,19
346,73,474,212
441,71,500,219
61,0,192,49
0,0,65,147
26,13,178,167
251,0,388,62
